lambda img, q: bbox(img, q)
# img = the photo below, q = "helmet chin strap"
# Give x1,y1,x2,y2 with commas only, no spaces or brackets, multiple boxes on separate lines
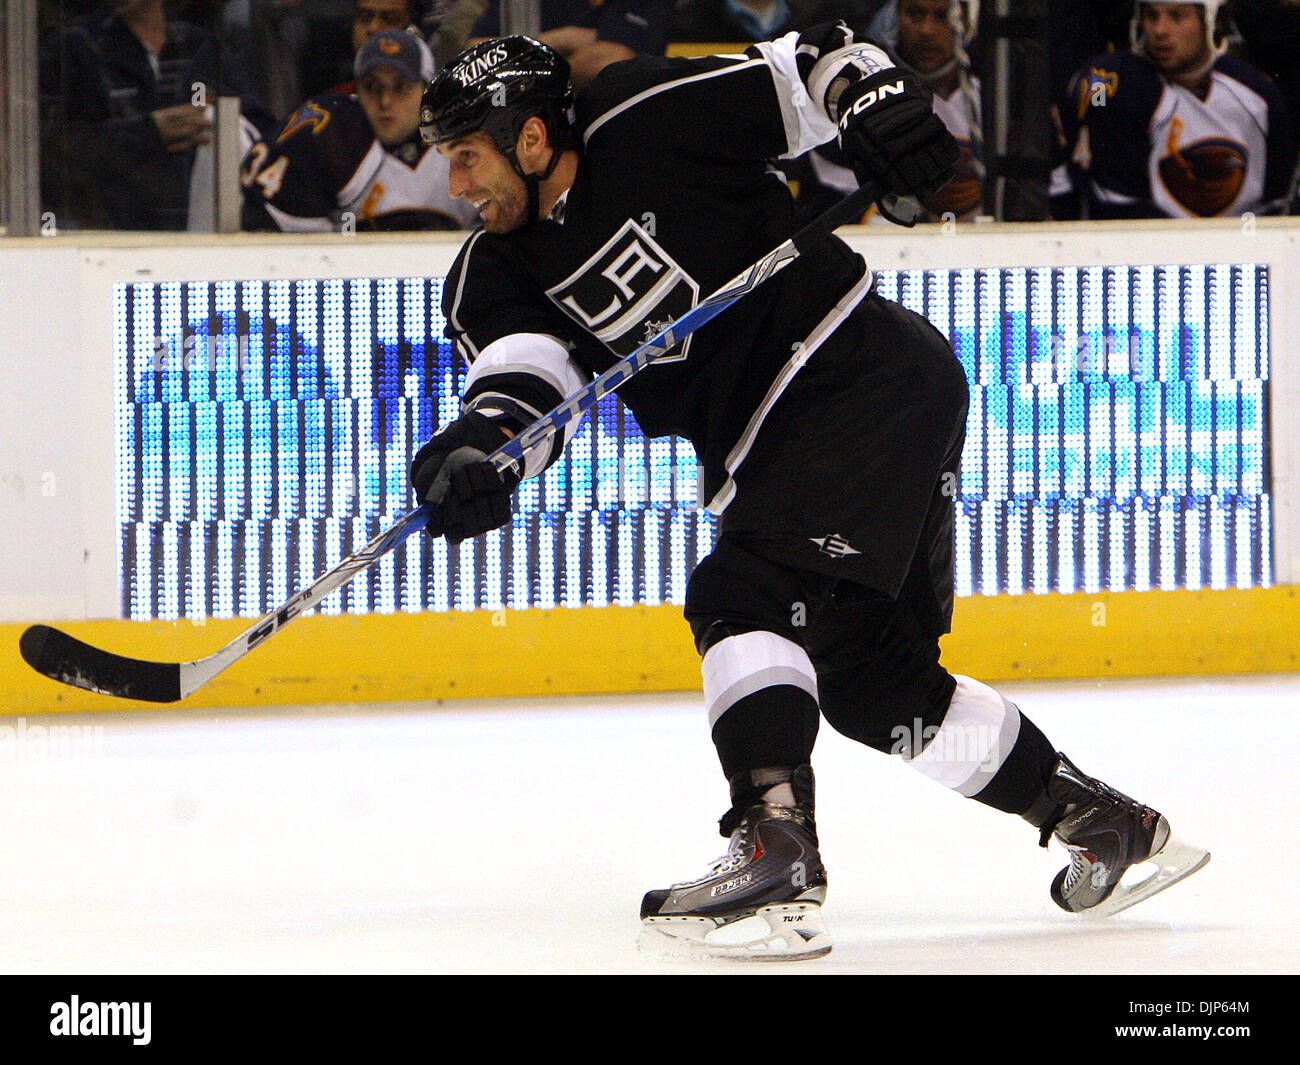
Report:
507,146,564,223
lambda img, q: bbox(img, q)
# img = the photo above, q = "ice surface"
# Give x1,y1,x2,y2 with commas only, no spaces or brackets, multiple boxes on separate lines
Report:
1,675,1293,974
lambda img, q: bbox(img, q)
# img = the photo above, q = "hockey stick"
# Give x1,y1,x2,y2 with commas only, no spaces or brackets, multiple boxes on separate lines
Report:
20,181,880,703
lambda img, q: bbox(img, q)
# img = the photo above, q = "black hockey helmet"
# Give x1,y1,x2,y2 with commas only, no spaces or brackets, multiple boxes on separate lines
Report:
420,36,576,159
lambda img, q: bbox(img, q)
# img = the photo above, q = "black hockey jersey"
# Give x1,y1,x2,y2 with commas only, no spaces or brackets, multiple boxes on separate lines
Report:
241,93,478,231
442,33,887,518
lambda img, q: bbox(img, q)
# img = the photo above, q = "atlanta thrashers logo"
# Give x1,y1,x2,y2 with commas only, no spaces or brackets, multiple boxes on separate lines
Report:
1159,117,1248,217
545,219,699,364
276,100,331,143
1077,68,1119,119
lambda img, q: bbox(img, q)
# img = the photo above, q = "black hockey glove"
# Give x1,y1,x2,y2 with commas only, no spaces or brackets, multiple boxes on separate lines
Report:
410,411,521,544
836,70,959,202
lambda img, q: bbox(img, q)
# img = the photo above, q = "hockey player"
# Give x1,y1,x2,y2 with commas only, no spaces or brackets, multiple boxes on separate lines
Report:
1058,0,1297,218
411,33,1210,959
240,30,478,232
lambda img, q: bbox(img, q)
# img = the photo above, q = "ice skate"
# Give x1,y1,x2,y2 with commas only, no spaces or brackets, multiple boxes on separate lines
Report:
639,802,831,961
1027,754,1210,918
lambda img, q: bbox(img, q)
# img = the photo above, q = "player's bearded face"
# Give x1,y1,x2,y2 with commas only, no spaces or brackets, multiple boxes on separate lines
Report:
1141,4,1211,74
440,133,529,234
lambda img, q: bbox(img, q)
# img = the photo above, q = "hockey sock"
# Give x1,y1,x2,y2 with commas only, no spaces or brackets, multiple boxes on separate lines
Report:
968,710,1057,816
904,675,1058,816
703,631,821,783
711,685,820,782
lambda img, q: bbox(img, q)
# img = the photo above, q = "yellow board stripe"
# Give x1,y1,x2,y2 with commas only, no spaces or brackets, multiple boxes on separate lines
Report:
1,587,1296,714
665,42,752,57
939,585,1300,679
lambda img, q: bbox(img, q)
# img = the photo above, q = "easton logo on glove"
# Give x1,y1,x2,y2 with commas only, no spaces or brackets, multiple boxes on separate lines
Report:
839,80,906,124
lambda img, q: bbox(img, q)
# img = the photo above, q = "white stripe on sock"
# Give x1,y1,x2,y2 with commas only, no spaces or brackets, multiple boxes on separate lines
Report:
904,675,1022,796
702,631,818,730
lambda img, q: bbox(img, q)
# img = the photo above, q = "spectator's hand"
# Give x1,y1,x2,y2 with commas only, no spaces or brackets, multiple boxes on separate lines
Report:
538,26,598,56
152,104,213,152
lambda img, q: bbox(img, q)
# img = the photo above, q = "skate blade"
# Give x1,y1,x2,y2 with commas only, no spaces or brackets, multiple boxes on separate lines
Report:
1084,834,1211,919
638,901,832,962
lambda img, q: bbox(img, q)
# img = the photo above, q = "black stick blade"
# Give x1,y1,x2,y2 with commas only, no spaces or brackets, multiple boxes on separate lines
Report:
20,625,183,703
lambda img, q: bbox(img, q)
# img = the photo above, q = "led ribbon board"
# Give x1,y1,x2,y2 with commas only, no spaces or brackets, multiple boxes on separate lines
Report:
116,266,1270,621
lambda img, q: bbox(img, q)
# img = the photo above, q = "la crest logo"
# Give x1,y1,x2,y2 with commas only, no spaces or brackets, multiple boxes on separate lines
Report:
546,218,699,364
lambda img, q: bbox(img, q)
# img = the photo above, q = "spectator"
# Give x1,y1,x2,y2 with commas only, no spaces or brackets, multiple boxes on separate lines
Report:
791,0,983,222
893,0,982,220
300,0,428,98
426,0,489,65
241,29,477,231
669,0,845,41
354,0,424,43
1057,0,1296,217
468,1,673,87
39,0,255,229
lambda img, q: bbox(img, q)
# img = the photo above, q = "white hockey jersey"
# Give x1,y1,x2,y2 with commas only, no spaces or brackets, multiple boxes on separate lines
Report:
241,93,479,232
1062,50,1296,218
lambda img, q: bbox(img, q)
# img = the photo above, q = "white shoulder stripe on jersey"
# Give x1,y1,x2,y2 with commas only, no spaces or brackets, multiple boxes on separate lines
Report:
582,56,764,147
582,39,842,158
706,263,875,516
751,34,842,158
